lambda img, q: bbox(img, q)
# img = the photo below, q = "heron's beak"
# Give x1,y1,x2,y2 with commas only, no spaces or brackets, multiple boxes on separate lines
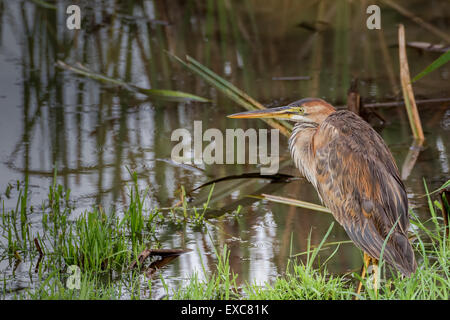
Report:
227,106,294,119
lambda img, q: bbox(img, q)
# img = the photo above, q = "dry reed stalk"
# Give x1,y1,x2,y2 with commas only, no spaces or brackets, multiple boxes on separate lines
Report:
401,139,423,180
398,24,425,143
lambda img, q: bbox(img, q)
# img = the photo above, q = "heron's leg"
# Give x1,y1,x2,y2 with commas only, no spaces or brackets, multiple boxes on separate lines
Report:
371,258,379,298
356,252,371,296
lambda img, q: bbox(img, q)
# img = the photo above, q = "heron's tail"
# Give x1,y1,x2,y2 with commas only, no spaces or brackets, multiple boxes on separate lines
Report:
342,220,417,277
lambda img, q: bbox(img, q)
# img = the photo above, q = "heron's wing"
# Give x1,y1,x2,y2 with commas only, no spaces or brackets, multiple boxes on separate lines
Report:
313,110,415,275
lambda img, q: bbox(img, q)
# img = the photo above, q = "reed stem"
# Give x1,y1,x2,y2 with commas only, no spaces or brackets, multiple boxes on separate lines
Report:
398,24,425,143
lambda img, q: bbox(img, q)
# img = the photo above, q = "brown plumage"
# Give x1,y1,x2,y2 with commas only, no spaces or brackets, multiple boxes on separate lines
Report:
229,97,417,276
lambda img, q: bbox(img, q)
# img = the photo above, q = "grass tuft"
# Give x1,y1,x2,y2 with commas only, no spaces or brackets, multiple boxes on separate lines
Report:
0,177,448,300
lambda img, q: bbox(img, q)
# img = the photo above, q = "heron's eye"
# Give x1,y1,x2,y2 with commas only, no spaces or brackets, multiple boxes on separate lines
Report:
295,107,305,115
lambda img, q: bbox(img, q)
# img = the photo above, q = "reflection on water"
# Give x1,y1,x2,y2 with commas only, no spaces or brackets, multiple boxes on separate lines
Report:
0,0,449,296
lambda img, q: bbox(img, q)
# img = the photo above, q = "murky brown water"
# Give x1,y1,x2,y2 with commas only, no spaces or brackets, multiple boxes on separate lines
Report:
0,0,449,297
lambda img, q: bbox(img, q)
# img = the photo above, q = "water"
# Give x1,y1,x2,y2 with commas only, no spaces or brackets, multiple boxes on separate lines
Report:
0,0,449,297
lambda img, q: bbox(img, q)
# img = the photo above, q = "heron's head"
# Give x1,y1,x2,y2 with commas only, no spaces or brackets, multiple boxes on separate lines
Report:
227,98,335,125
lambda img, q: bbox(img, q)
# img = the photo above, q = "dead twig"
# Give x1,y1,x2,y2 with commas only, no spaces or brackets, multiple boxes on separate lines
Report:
361,98,450,109
347,79,385,126
383,0,450,44
34,237,43,256
129,248,191,270
336,97,450,109
407,41,450,53
347,79,362,116
146,255,180,277
33,237,44,273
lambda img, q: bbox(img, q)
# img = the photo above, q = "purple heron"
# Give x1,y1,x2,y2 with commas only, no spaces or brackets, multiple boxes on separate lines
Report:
228,98,417,292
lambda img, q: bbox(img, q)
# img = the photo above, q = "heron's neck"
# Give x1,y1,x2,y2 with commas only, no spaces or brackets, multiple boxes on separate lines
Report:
313,108,335,124
288,122,319,189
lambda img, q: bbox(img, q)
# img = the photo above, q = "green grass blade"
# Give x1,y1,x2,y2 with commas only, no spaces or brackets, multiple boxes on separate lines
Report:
169,54,257,109
56,60,209,102
412,50,450,82
420,179,450,197
133,88,209,102
168,53,293,137
307,223,334,270
186,55,263,109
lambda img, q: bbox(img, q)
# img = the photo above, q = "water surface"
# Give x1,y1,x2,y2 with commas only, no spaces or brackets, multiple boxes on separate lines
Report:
0,0,449,297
